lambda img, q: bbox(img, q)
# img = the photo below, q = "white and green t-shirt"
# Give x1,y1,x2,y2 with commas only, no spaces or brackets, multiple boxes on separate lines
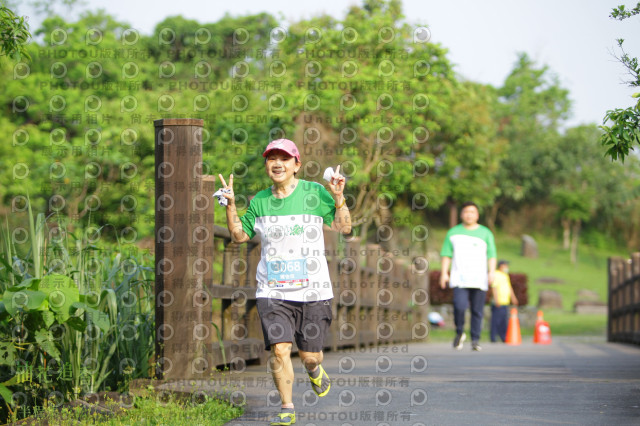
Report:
240,180,336,302
440,224,496,291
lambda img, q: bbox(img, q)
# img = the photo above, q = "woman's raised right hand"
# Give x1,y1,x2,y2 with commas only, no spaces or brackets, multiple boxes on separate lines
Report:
218,173,236,207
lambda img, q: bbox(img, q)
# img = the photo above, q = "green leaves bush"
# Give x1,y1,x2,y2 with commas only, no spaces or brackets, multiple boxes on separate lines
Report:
0,203,154,423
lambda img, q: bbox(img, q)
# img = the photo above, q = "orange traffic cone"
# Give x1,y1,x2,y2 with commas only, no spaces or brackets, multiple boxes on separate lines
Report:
505,308,522,345
534,310,552,344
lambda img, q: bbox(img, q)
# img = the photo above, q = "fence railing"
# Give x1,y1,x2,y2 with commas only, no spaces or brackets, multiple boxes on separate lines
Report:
203,225,430,371
608,253,640,344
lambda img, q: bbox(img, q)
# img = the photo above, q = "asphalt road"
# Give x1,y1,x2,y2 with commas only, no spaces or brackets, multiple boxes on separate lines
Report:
215,335,640,425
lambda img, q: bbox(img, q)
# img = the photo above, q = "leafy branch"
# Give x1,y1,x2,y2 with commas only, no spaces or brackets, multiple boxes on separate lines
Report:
601,2,640,161
610,2,640,20
612,38,640,87
0,5,31,61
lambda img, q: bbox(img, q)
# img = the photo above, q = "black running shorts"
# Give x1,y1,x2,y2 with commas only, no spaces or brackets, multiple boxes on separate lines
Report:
256,298,333,352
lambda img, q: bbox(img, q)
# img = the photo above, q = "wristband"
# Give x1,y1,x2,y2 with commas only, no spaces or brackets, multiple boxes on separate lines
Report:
335,198,346,209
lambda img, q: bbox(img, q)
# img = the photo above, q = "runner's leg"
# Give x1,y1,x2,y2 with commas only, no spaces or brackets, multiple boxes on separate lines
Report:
453,287,470,336
469,289,487,342
270,342,295,406
299,349,323,372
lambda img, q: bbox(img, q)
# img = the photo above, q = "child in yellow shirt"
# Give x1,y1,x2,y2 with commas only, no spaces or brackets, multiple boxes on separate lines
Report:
490,260,519,342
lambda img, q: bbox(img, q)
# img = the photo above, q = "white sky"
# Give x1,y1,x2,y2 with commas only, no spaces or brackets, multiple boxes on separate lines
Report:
18,0,640,128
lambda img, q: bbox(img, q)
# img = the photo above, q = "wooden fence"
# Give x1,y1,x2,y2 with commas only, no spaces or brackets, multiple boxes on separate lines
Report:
204,225,430,370
608,253,640,344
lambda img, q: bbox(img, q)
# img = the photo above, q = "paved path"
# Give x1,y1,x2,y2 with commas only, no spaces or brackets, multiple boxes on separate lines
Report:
212,336,640,425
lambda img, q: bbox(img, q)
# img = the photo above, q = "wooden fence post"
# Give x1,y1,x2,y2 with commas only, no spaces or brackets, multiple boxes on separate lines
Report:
154,118,209,380
608,254,640,345
336,237,361,348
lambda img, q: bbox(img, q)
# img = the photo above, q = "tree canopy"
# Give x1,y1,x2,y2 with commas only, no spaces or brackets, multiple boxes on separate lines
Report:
1,0,639,252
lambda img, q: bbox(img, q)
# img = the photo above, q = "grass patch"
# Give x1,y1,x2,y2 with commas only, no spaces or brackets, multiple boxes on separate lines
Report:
425,326,459,343
530,310,607,336
426,311,607,342
109,395,243,426
493,233,617,310
34,393,243,426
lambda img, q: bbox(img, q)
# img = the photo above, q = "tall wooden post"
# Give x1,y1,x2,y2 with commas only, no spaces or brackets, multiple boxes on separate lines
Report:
154,118,209,380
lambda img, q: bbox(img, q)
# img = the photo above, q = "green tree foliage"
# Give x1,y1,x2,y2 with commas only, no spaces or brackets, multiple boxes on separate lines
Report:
1,11,156,237
0,3,31,61
552,126,601,263
600,2,640,161
552,125,640,260
0,0,639,250
433,81,503,227
489,53,571,228
0,9,280,239
0,0,500,244
267,0,461,231
258,0,504,240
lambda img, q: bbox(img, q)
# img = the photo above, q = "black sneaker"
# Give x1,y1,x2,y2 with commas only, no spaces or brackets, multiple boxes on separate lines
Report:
453,333,466,350
472,341,482,351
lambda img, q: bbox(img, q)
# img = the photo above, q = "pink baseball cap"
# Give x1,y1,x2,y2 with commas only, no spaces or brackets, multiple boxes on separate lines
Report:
262,139,300,162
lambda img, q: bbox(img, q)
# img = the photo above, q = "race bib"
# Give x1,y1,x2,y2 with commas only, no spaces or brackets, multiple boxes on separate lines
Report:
457,272,470,285
266,258,309,289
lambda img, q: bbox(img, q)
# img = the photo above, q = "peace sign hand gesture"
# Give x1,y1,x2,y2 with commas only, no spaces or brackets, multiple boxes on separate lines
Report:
218,173,236,207
328,165,346,197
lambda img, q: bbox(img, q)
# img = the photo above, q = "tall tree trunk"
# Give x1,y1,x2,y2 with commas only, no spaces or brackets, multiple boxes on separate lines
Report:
360,221,370,245
377,201,393,252
486,202,500,232
570,220,581,264
448,201,458,229
561,217,571,250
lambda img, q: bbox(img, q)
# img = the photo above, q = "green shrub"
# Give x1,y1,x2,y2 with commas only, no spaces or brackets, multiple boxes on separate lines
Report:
0,203,155,423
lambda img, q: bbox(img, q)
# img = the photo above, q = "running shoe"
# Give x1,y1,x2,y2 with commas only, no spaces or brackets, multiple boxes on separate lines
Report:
308,364,331,397
270,410,296,425
453,332,466,350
